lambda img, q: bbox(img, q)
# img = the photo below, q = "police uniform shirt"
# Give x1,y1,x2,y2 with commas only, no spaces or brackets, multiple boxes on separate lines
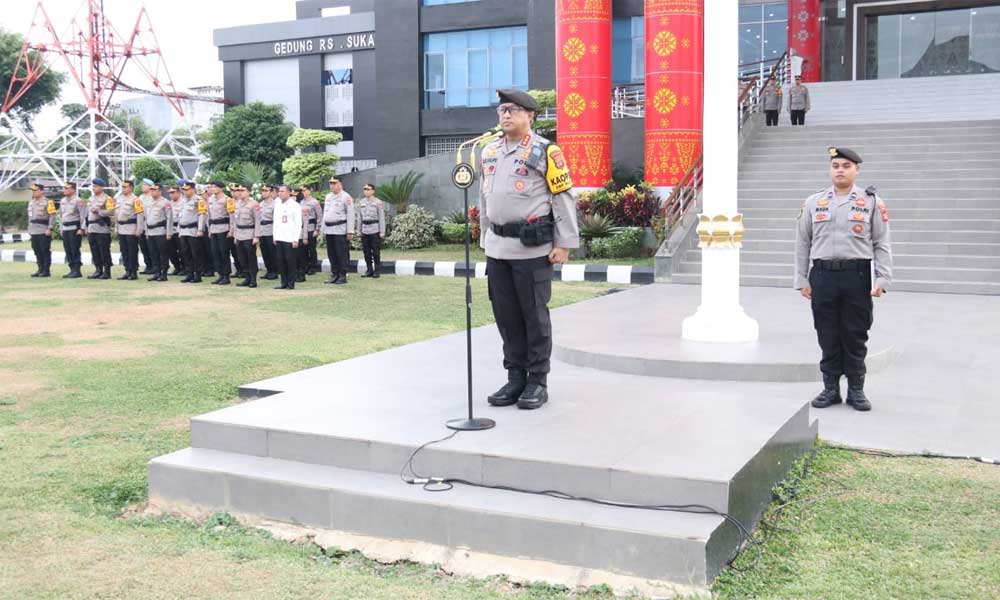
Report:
794,184,893,291
788,84,811,111
305,197,322,233
273,199,303,243
86,193,115,234
176,195,205,237
762,85,782,111
144,196,174,236
479,131,580,260
322,192,354,235
60,195,86,232
207,192,234,234
233,198,261,241
257,198,275,237
356,197,386,235
27,196,56,234
114,193,145,235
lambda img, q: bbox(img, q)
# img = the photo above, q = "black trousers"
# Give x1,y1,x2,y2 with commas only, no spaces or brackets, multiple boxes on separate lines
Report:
147,234,168,275
307,229,319,270
361,233,382,273
231,239,243,273
209,233,232,276
118,234,139,273
200,236,213,274
236,239,258,279
487,255,554,382
138,233,151,270
791,109,806,125
765,110,779,126
326,234,350,278
296,239,309,277
275,241,296,288
179,235,203,276
87,232,112,270
166,236,183,271
30,233,51,271
259,235,275,273
809,262,874,378
61,229,83,268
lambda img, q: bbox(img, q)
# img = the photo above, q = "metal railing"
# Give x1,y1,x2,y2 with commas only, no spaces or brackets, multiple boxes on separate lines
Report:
612,83,645,118
659,153,703,240
738,52,791,133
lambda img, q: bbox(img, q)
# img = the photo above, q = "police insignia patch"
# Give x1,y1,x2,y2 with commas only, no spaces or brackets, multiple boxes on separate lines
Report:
514,180,526,191
545,144,573,194
855,198,866,208
853,223,864,234
852,212,865,221
817,199,830,207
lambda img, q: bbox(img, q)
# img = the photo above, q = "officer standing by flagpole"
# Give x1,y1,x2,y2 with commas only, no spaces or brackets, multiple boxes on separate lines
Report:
356,182,385,278
322,177,354,285
257,184,278,280
86,179,114,279
795,147,893,412
177,181,206,283
26,182,55,277
143,183,173,282
206,181,235,285
58,181,87,279
479,89,579,410
114,180,144,280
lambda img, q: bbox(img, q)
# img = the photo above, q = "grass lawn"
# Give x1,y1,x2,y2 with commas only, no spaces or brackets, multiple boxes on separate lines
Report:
1,261,998,599
0,239,655,266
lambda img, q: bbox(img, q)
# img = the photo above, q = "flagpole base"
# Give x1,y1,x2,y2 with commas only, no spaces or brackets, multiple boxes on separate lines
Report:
446,418,497,431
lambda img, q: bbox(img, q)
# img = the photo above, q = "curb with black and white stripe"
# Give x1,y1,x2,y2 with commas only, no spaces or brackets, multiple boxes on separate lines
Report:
0,233,30,244
0,248,654,285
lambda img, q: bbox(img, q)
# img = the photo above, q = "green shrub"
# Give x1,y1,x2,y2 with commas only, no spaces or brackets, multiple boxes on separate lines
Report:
378,171,424,214
386,206,435,249
0,201,27,231
589,227,644,259
445,209,467,224
579,213,614,240
440,222,468,244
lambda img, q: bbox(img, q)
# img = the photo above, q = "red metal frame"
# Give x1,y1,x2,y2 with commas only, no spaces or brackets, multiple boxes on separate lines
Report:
3,0,229,117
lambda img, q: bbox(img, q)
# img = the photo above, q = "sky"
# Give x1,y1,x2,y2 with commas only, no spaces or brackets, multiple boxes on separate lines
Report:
5,0,296,137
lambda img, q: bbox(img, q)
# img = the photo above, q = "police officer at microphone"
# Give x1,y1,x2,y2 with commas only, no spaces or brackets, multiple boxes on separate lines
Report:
479,89,579,410
795,147,892,412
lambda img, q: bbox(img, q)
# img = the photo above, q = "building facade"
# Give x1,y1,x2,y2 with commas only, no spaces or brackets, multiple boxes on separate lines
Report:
214,0,1000,169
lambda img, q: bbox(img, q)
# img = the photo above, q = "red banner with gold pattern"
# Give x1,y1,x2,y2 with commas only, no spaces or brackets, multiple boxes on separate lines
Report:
556,0,612,188
788,0,821,82
644,0,703,188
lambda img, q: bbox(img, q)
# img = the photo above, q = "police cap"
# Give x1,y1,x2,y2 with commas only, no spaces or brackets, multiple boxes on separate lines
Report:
828,147,863,164
92,177,107,187
496,89,538,111
64,181,77,189
30,182,45,191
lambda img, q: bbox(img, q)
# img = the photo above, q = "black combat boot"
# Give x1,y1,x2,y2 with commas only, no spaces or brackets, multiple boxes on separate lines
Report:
487,371,527,407
236,276,251,287
846,375,872,411
128,271,138,280
248,272,257,288
218,275,231,285
517,381,549,410
88,268,102,279
117,271,131,280
30,266,41,277
334,274,347,285
263,271,277,280
811,373,843,408
100,267,111,280
66,266,82,279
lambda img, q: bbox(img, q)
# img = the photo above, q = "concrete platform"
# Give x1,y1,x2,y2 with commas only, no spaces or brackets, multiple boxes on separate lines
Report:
149,290,818,588
553,285,896,382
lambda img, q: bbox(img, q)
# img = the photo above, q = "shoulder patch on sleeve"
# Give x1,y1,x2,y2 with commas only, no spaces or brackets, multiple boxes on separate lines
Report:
545,144,573,194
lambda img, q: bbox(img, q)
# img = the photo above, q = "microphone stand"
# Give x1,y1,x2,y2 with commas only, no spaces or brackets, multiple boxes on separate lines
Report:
446,128,502,432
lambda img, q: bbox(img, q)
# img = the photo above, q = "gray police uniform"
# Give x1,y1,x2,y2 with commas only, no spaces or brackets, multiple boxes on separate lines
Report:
137,193,154,273
206,192,235,280
59,194,87,276
233,197,261,286
86,192,115,276
795,184,892,382
762,85,782,126
176,193,206,282
303,196,322,273
322,191,355,282
356,197,385,276
478,130,580,388
257,197,277,278
27,196,55,276
788,84,810,125
143,195,174,279
114,193,144,277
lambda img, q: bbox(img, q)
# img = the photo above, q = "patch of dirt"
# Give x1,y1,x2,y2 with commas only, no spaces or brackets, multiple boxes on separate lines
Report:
0,341,156,361
153,414,190,432
1,288,100,302
0,368,44,397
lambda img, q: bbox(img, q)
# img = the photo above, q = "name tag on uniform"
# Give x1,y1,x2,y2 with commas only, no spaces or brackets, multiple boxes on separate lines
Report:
282,215,288,223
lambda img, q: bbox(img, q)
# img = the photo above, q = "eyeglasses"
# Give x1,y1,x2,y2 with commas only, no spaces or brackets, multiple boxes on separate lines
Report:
363,187,373,191
496,104,526,116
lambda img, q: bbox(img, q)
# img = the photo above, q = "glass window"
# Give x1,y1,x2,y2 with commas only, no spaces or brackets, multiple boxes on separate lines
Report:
738,2,788,76
423,0,481,5
763,3,787,23
612,16,644,84
423,26,528,109
740,5,763,24
971,6,1000,74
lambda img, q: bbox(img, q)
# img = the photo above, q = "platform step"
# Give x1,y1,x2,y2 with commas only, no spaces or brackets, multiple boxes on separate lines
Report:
149,447,735,585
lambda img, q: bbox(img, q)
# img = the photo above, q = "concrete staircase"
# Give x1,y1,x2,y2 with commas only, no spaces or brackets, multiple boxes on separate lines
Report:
673,80,1000,294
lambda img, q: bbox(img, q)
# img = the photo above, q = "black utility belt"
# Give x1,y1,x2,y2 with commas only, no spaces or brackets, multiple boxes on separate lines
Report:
146,221,166,229
88,218,111,227
362,219,379,225
61,221,81,228
179,222,198,228
325,220,347,226
308,218,317,224
236,224,255,230
118,218,137,225
209,217,230,225
30,218,50,224
491,216,555,247
813,259,871,271
259,220,273,225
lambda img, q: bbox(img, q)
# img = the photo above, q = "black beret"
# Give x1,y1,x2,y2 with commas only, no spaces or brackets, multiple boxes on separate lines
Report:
30,182,45,191
121,179,134,186
496,89,538,111
828,147,863,164
63,181,77,189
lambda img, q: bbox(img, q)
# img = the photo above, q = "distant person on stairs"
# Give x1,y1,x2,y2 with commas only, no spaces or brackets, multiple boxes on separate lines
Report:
788,76,810,125
762,79,782,126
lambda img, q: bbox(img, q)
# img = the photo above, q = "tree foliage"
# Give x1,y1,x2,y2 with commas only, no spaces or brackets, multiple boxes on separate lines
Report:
201,102,295,180
131,156,178,184
376,171,424,214
0,29,65,132
286,128,341,149
282,153,339,189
